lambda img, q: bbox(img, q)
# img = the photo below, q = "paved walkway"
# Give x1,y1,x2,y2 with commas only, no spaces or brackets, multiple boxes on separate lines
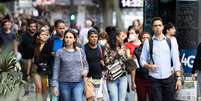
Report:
19,79,200,101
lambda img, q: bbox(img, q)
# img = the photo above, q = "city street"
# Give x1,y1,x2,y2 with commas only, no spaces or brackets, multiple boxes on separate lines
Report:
0,0,201,101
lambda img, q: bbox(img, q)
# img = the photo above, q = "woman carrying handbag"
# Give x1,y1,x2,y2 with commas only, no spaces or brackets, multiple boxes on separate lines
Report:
51,29,89,101
104,27,135,101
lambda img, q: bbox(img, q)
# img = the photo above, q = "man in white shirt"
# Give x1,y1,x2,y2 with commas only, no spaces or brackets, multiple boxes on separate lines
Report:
140,17,182,101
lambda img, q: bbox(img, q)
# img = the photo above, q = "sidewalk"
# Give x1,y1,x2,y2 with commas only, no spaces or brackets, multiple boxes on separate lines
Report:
22,80,37,101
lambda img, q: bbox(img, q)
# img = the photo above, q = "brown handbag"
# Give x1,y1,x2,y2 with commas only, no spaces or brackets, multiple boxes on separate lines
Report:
84,77,94,98
79,48,94,98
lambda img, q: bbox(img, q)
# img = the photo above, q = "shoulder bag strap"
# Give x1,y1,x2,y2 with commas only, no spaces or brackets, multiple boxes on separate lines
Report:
79,48,84,71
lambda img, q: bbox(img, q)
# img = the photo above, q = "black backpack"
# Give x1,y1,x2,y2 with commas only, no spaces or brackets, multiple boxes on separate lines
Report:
134,45,149,77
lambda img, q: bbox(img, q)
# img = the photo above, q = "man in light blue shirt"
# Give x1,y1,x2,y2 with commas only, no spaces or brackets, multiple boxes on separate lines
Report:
140,17,182,101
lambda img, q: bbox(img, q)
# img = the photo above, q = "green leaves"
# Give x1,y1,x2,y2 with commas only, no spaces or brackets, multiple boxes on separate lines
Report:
0,49,16,73
0,48,25,98
0,70,24,96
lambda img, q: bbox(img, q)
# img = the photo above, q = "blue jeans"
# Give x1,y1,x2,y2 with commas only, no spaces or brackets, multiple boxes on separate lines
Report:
59,81,84,101
107,75,128,101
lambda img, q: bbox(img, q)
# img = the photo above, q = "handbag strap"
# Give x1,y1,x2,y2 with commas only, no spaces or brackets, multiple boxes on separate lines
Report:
79,48,84,72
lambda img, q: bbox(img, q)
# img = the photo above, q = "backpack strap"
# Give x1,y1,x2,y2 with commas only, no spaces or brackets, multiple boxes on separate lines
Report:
134,46,141,68
166,37,171,49
149,37,173,67
166,37,173,67
97,44,103,59
149,39,154,64
81,44,86,52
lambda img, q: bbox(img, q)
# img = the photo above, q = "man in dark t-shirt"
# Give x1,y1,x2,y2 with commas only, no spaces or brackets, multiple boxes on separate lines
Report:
0,28,16,46
84,43,102,79
19,32,36,59
18,20,37,80
0,19,17,52
83,28,104,100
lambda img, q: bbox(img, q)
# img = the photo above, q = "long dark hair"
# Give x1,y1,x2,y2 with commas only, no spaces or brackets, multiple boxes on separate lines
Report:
63,29,78,51
105,26,121,50
124,25,134,43
34,30,47,59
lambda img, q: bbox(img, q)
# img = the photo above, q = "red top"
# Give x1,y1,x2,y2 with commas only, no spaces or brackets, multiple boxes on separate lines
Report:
125,42,139,57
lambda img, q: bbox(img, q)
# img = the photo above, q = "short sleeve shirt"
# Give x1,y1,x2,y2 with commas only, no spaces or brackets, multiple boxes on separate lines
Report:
125,42,138,57
0,29,16,47
18,33,36,59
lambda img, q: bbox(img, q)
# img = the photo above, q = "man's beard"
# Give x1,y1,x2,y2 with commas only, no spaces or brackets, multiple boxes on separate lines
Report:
56,32,64,38
29,31,36,36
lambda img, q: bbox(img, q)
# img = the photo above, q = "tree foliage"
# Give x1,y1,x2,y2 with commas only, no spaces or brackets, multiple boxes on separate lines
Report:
0,3,5,13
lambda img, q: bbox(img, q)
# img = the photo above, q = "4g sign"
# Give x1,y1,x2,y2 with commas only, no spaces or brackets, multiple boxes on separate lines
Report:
180,49,197,74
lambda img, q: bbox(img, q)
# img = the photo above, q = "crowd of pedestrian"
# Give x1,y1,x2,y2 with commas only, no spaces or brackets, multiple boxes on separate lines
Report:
1,13,200,101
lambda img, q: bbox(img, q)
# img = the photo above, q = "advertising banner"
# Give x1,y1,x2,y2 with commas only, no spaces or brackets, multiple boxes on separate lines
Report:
180,49,196,74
